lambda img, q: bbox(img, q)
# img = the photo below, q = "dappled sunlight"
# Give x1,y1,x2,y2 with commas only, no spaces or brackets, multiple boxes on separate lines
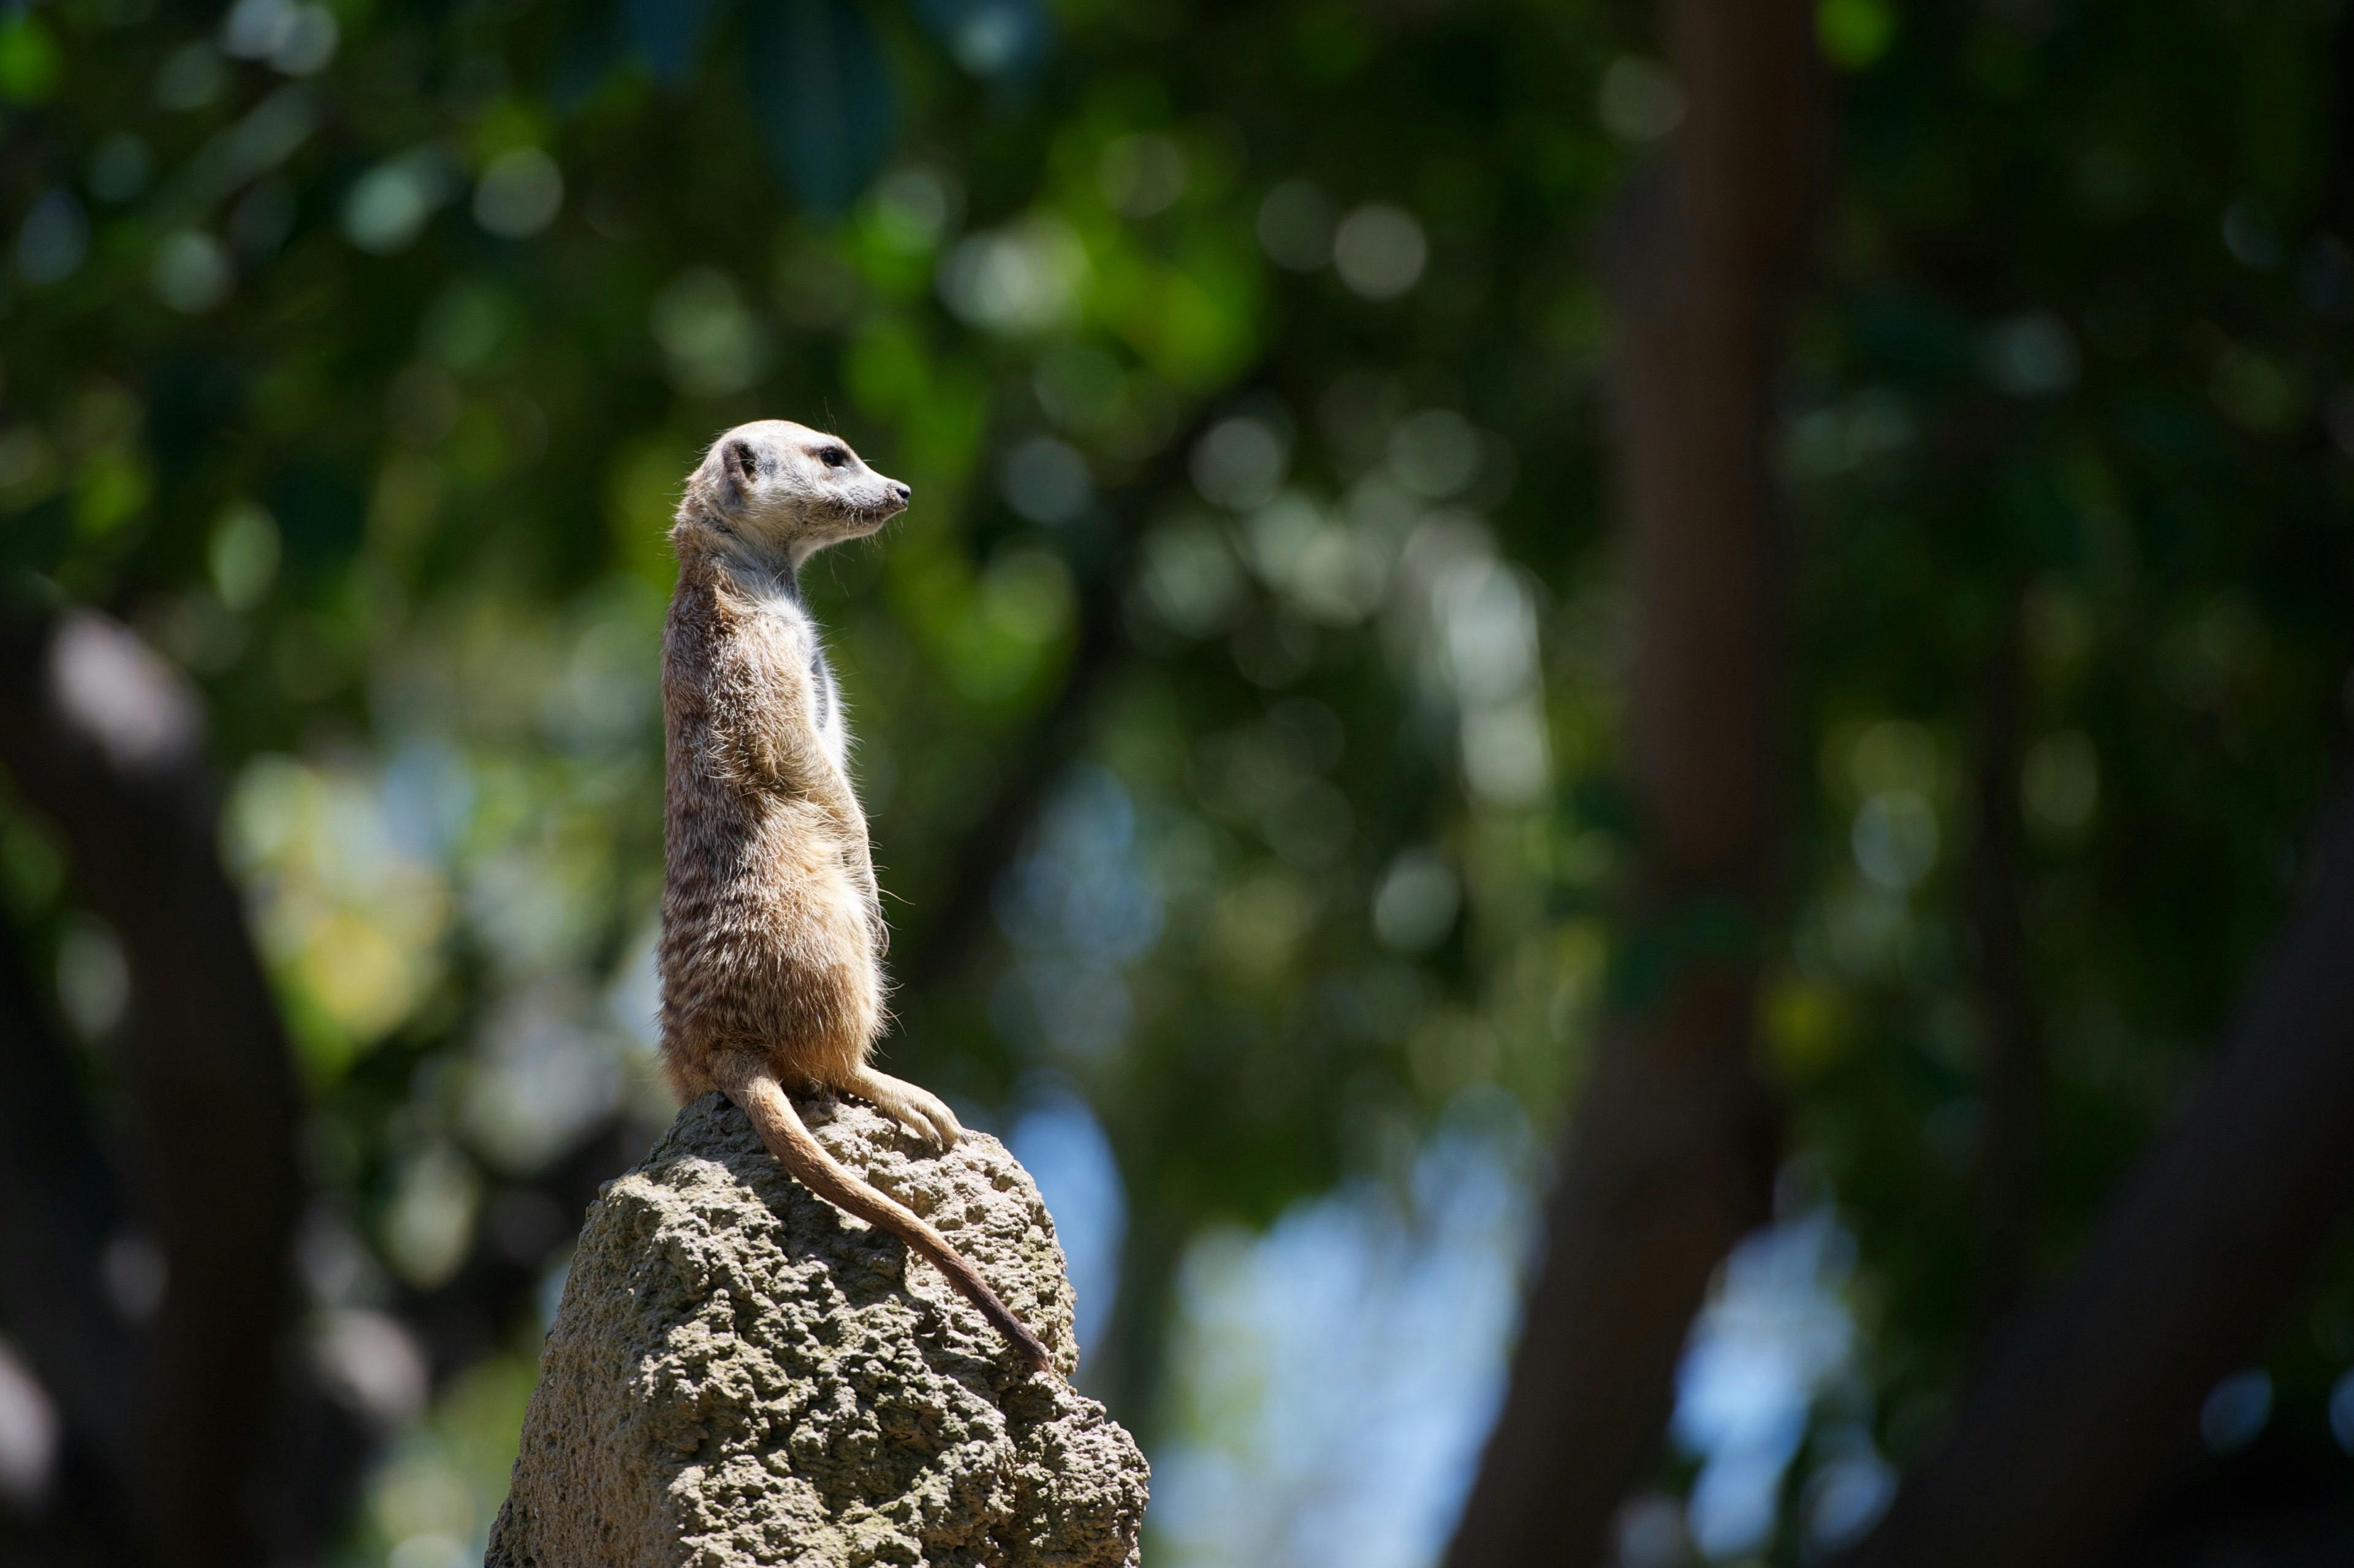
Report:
1666,1203,1887,1561
1010,1085,1130,1362
1153,1096,1537,1568
227,754,452,1067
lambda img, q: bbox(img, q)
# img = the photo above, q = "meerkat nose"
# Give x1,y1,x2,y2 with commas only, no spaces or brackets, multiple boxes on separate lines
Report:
891,481,911,504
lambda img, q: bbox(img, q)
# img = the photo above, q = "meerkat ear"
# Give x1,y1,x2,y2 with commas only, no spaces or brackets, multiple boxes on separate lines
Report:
721,439,759,499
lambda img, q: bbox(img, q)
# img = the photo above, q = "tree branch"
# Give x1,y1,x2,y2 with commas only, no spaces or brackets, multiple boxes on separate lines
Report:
887,417,1217,1010
1842,778,2354,1568
889,564,1130,1002
0,610,302,1568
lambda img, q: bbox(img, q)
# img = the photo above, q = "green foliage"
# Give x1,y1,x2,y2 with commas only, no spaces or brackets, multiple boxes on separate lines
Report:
0,0,1634,1542
5,0,2353,1561
1818,0,1896,72
1774,0,2354,1541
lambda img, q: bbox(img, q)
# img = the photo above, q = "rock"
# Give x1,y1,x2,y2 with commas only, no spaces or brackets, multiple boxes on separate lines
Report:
486,1091,1148,1568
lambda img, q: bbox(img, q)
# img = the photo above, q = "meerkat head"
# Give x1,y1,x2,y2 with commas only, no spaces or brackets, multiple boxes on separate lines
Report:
675,419,911,569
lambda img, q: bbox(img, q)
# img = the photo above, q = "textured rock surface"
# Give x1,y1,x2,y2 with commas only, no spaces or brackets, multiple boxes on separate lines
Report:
487,1092,1147,1568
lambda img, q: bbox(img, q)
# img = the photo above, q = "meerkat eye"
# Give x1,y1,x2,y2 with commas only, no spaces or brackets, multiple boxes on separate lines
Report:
818,447,851,469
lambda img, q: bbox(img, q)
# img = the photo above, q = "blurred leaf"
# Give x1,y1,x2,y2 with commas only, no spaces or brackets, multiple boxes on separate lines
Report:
908,0,1052,82
1817,0,1895,71
625,0,730,88
0,12,60,105
741,0,897,216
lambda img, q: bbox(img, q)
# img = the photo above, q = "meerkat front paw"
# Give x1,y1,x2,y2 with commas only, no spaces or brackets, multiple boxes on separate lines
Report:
846,1067,964,1151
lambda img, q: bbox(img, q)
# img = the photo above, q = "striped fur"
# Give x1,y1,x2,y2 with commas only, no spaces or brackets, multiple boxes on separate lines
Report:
656,421,1053,1373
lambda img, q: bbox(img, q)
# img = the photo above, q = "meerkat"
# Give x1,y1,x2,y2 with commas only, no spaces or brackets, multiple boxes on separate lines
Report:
658,419,1054,1374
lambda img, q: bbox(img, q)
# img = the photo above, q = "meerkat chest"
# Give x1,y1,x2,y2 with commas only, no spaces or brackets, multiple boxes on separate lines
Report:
742,585,851,772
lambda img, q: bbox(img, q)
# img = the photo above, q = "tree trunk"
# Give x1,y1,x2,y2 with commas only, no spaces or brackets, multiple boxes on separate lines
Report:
0,611,303,1568
0,907,142,1566
1443,4,1819,1563
1842,781,2354,1568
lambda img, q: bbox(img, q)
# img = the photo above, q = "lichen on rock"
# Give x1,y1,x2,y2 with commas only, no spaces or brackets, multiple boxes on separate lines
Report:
486,1091,1148,1568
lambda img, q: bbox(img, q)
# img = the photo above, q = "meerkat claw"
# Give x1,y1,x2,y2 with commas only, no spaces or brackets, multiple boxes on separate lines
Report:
899,1093,962,1151
846,1069,963,1151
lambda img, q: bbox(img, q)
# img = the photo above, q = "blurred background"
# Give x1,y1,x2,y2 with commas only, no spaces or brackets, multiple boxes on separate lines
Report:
5,1,2354,1566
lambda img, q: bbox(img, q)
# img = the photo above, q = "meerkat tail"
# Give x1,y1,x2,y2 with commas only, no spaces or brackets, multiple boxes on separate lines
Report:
713,1051,1057,1376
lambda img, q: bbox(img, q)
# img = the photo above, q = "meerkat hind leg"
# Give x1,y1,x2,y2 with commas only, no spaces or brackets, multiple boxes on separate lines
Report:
842,1066,964,1149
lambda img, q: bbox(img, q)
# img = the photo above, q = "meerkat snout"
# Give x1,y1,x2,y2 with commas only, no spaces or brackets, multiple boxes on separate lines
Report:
694,419,909,567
